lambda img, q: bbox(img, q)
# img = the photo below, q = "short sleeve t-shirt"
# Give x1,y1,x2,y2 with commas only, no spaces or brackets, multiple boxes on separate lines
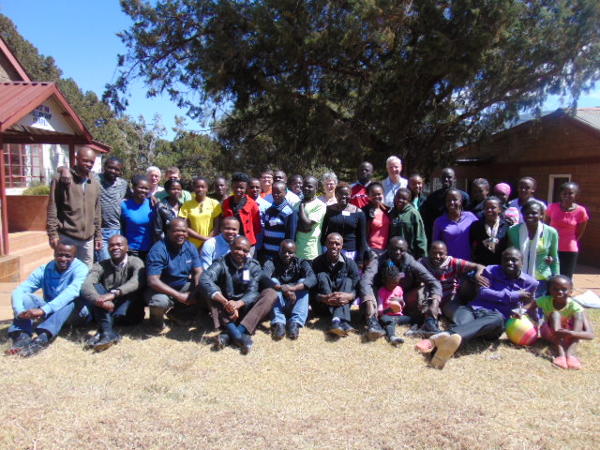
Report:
368,208,390,250
146,240,201,289
179,197,222,248
546,203,589,252
295,198,327,260
377,285,404,316
536,295,583,323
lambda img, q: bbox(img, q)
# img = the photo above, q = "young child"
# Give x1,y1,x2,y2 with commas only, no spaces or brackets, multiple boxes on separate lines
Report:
531,275,594,370
377,264,410,346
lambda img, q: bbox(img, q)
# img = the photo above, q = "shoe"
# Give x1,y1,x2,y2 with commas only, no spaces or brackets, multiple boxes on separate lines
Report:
415,338,435,354
388,335,405,346
5,332,32,355
287,321,300,340
366,317,385,341
341,321,357,334
93,332,121,352
83,332,103,350
20,333,50,358
214,333,230,350
567,356,581,370
552,356,569,369
421,318,442,334
149,307,165,331
327,319,347,337
271,323,286,341
430,333,462,370
240,334,253,355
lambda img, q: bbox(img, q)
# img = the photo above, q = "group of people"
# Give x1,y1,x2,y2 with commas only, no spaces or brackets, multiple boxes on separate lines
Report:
6,149,594,370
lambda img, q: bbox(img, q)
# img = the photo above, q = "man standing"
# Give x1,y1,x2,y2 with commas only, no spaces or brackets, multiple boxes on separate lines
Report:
145,218,202,330
259,181,298,262
295,176,327,260
467,178,490,218
360,237,442,340
382,156,408,207
6,242,89,357
198,216,240,271
81,235,145,351
416,248,538,369
351,161,374,208
265,170,300,207
146,166,164,197
47,146,102,267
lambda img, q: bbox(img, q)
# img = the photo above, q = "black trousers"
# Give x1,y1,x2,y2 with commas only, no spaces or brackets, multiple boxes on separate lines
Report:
558,251,578,280
450,306,504,343
313,272,355,322
92,284,144,333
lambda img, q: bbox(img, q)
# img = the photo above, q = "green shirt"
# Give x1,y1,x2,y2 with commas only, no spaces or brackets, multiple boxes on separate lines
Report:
156,189,193,204
295,198,327,260
536,295,583,319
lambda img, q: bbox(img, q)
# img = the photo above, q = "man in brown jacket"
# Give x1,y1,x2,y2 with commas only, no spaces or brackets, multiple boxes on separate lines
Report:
47,147,102,267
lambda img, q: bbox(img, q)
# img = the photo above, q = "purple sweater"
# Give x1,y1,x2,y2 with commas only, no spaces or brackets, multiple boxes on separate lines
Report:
432,211,478,260
471,265,538,319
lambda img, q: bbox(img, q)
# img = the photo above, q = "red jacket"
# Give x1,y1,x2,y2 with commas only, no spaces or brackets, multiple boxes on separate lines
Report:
222,195,262,246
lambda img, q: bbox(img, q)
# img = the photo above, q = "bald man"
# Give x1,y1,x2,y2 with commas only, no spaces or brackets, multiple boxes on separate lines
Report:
47,146,102,267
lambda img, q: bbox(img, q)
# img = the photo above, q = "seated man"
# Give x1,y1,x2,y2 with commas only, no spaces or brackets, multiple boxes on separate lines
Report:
6,242,89,357
198,216,240,272
145,218,202,330
81,235,145,351
361,237,442,340
199,236,278,354
311,233,360,337
263,239,317,340
416,247,538,369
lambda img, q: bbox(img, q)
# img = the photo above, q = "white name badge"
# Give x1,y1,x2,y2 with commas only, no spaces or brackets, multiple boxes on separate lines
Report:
269,219,279,227
342,211,351,216
242,270,250,281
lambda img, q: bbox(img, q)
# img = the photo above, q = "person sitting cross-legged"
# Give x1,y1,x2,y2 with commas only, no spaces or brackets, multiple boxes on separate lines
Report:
416,247,538,369
311,233,360,337
80,235,145,352
6,242,89,357
263,239,317,341
200,236,278,354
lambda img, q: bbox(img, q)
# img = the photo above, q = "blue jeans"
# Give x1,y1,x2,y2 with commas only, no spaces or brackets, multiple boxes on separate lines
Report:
270,278,309,326
9,294,92,338
95,228,121,262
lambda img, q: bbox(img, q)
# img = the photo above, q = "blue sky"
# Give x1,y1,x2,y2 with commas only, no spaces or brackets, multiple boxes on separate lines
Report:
1,1,599,142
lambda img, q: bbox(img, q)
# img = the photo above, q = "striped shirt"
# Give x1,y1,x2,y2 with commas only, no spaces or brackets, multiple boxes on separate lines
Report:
98,174,129,229
260,201,298,260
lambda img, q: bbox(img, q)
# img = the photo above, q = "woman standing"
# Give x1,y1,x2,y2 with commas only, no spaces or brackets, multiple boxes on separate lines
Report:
389,188,427,259
121,175,155,261
154,178,183,241
470,197,510,265
179,177,222,249
508,200,559,296
432,189,478,260
318,172,338,206
362,182,390,256
321,183,368,264
545,182,589,279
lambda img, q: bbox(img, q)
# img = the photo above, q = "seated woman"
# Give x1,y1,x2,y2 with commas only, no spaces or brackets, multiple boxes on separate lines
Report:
321,183,368,265
121,175,155,261
470,196,510,266
154,178,183,242
529,275,594,370
508,200,559,297
263,240,317,340
432,188,478,260
179,177,222,249
389,187,427,259
362,182,390,256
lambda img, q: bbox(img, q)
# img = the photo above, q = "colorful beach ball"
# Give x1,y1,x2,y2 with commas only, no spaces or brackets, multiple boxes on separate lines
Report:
505,316,538,346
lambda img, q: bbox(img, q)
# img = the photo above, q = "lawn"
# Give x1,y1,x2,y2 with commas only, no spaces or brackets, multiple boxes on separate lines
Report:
1,309,599,449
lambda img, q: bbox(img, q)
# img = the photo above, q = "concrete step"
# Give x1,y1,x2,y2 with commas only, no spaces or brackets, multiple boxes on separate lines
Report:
9,231,48,252
13,241,53,268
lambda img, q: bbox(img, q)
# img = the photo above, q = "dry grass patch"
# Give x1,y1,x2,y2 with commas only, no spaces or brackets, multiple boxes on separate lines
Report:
1,309,600,449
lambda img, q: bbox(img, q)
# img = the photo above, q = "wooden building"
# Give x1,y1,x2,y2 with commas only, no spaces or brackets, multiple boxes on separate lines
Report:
452,108,600,265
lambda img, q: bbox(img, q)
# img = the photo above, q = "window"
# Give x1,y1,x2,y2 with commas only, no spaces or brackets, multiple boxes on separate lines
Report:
3,143,45,188
548,174,571,204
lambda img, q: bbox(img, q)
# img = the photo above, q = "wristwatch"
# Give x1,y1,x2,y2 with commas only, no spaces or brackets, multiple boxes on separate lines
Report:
110,289,121,297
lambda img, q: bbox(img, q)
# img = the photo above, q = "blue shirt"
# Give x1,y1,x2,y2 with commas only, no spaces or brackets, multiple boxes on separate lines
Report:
199,234,233,269
146,239,201,289
11,259,89,316
121,198,155,251
470,265,538,320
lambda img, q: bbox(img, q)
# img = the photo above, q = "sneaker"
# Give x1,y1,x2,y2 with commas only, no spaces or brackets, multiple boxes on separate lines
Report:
93,332,121,352
240,334,254,355
271,323,286,341
287,321,300,340
327,318,347,337
366,317,385,341
5,332,32,355
20,333,50,358
430,333,462,370
388,335,405,346
214,333,230,350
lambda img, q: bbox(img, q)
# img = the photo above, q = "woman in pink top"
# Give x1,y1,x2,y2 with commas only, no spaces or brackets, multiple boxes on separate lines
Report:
361,182,390,256
545,182,589,280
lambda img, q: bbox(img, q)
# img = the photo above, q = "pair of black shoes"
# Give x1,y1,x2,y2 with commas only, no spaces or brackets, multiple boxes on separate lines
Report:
271,322,301,341
6,332,49,357
84,331,121,352
214,333,253,354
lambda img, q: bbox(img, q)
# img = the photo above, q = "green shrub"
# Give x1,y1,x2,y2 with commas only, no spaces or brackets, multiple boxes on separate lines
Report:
22,183,50,195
